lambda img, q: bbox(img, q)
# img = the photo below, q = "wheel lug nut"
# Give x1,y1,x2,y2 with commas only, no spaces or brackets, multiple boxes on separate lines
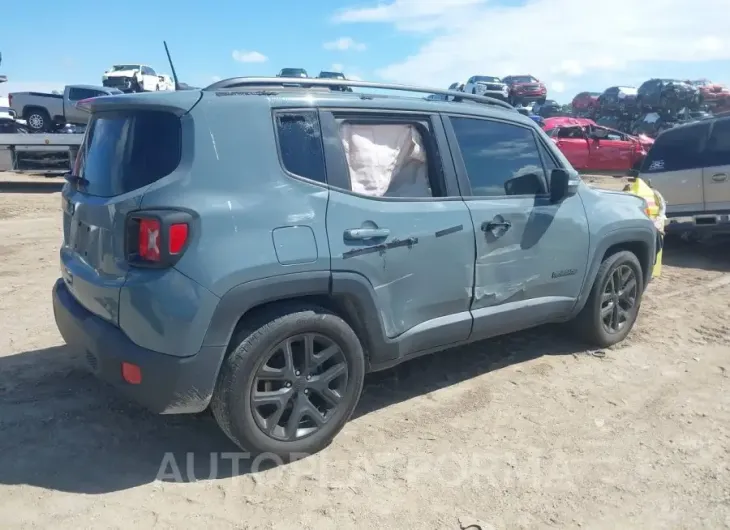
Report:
286,382,292,387
304,389,309,395
295,371,301,376
306,375,311,381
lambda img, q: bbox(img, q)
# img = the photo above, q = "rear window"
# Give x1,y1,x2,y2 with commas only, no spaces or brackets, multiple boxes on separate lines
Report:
641,122,710,173
76,110,181,197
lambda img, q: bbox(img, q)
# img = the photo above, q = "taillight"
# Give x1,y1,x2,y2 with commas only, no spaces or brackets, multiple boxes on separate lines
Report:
126,210,193,268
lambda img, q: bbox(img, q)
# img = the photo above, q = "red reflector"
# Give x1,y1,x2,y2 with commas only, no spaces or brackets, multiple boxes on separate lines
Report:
121,362,142,385
139,218,161,261
168,223,189,254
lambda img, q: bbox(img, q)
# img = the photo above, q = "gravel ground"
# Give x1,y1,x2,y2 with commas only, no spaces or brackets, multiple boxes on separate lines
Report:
1,172,729,530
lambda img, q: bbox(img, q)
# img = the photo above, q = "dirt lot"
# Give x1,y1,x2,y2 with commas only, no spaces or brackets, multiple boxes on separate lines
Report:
1,172,729,529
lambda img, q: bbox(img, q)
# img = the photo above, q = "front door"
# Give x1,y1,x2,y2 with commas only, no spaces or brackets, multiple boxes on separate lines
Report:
588,126,634,172
550,126,590,169
321,110,476,356
443,114,590,342
703,117,730,212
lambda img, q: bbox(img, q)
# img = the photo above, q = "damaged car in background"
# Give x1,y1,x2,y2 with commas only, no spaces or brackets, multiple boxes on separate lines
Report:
689,79,730,111
543,117,653,175
502,74,548,106
102,64,168,93
637,78,701,114
598,86,639,117
461,75,509,100
572,91,602,117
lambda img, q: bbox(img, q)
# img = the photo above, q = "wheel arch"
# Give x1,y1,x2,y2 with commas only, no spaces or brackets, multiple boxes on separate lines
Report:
202,271,392,371
571,227,655,317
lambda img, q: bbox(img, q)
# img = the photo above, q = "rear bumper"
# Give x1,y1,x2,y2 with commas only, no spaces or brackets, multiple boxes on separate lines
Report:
52,278,226,414
665,213,730,235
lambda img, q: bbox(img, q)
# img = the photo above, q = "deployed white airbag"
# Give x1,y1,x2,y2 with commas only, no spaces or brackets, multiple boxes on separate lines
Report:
338,123,430,197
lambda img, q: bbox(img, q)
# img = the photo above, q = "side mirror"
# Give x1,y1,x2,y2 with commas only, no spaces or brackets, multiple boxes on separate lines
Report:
550,168,579,203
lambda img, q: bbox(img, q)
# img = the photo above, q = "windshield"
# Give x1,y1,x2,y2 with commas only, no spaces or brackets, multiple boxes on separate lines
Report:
76,110,182,197
512,76,538,83
111,65,139,71
280,69,307,77
474,76,500,83
319,72,345,79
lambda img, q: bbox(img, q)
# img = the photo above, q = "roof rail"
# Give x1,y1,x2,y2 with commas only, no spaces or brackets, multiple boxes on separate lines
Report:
203,77,514,110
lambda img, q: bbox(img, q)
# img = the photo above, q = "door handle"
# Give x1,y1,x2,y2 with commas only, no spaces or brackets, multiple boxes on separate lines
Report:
711,173,728,182
344,228,390,240
481,220,512,232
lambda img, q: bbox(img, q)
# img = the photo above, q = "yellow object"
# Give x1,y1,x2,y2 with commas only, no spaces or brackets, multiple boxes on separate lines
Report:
625,178,663,278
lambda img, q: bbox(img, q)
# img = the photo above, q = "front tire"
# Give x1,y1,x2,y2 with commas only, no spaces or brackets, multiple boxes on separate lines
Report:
211,304,366,459
574,251,644,347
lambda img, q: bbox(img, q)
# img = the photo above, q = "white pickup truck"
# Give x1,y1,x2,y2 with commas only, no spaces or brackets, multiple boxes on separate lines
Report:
8,84,122,133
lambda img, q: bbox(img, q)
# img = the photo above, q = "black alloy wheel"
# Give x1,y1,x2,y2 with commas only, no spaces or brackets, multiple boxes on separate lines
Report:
600,264,638,334
250,333,348,441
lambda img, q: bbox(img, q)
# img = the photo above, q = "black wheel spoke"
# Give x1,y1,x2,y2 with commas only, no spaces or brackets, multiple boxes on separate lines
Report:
311,344,339,368
252,388,292,408
619,278,637,301
251,333,349,442
611,303,620,330
601,301,614,318
601,292,613,304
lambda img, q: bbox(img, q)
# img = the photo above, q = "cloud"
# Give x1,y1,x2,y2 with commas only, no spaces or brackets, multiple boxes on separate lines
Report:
232,50,268,63
211,75,222,82
323,37,367,51
331,63,344,73
551,81,566,93
334,0,730,97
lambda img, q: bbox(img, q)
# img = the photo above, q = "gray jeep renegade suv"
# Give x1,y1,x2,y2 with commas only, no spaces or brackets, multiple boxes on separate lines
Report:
53,77,657,457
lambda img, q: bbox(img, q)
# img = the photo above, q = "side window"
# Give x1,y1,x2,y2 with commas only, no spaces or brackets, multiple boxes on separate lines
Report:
68,88,98,101
450,117,547,197
706,119,730,167
147,67,156,76
467,77,474,84
275,111,326,184
642,122,710,173
538,141,559,171
557,126,585,139
335,119,444,198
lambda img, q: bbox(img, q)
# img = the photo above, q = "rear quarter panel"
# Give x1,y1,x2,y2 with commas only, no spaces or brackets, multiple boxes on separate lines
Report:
140,95,331,298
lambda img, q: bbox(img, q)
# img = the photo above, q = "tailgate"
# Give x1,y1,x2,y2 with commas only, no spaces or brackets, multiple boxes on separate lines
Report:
60,105,187,324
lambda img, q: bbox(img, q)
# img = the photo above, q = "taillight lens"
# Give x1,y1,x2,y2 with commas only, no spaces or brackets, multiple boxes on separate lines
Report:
126,210,193,268
168,223,188,255
138,218,161,261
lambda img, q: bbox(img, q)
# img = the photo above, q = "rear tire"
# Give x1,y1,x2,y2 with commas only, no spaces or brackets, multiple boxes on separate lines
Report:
573,251,644,348
211,304,366,459
24,109,51,133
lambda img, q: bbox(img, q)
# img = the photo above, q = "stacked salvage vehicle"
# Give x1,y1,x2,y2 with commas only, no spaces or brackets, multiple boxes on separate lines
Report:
572,78,730,138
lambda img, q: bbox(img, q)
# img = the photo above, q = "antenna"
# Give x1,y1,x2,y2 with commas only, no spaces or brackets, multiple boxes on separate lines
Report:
163,41,180,91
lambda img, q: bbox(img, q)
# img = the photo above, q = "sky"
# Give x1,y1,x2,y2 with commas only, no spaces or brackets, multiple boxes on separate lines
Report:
2,0,729,105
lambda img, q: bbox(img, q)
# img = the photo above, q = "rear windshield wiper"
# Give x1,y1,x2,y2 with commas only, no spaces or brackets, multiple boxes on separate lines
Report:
64,172,89,187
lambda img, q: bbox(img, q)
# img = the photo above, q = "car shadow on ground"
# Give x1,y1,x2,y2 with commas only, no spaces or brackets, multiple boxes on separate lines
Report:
0,325,590,495
662,236,730,272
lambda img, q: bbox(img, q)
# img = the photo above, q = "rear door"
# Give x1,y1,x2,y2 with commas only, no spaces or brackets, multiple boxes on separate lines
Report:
61,108,184,323
703,118,730,211
322,109,476,352
443,114,589,341
640,121,710,215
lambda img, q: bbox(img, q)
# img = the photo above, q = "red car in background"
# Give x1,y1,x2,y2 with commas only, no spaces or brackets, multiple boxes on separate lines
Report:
502,74,547,106
542,118,654,174
571,91,601,117
689,79,730,109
